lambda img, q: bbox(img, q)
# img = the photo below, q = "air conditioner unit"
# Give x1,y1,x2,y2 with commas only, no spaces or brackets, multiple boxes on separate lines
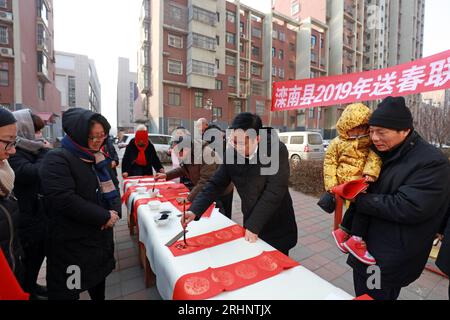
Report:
0,47,14,58
0,11,13,21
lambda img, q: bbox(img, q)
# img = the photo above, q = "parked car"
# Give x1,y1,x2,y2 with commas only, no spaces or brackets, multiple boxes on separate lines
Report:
118,133,172,163
278,131,325,163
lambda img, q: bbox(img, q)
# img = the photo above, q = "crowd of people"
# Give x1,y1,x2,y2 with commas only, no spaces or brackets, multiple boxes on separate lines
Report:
1,95,450,301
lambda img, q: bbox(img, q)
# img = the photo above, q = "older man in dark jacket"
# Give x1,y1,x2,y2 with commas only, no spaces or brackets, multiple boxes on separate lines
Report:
348,97,450,300
182,113,298,255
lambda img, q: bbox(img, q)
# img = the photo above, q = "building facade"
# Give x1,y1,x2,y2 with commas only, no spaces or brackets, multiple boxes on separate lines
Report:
0,0,61,139
117,57,139,133
138,0,331,135
55,51,101,115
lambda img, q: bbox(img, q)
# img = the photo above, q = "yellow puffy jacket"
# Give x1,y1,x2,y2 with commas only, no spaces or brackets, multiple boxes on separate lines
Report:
323,103,382,191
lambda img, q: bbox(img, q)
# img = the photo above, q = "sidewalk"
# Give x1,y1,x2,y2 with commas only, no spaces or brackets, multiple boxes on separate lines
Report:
38,188,449,300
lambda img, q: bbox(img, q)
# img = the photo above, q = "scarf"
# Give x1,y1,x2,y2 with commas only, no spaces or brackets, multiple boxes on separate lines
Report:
0,160,15,198
134,130,149,166
61,136,119,209
16,138,44,155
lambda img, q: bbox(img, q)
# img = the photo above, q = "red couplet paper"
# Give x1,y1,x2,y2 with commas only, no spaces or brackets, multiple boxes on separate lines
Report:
169,225,246,257
353,294,374,300
0,249,29,300
122,176,154,192
173,250,300,300
169,201,215,219
122,182,188,204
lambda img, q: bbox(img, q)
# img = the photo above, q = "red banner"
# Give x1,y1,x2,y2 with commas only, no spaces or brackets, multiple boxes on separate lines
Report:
173,251,300,300
169,225,246,257
272,50,450,111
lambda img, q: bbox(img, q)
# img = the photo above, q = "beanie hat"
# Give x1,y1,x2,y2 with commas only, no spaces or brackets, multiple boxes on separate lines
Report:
369,96,414,130
0,108,17,128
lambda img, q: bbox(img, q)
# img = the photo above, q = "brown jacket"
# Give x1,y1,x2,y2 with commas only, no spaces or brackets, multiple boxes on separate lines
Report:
166,143,233,202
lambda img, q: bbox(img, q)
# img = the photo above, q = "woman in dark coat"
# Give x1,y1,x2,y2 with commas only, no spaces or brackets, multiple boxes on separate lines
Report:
39,108,121,300
9,109,50,299
121,125,164,178
436,202,450,300
0,107,25,286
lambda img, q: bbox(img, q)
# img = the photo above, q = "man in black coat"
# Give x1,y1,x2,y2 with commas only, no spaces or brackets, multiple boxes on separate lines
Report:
436,202,450,300
183,113,298,255
348,97,450,300
40,108,120,300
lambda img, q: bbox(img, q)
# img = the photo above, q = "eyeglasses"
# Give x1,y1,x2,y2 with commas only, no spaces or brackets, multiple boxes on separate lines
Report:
88,134,107,142
0,138,19,151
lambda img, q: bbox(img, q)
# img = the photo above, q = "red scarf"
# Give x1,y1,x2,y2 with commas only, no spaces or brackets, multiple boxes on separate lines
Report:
134,130,149,166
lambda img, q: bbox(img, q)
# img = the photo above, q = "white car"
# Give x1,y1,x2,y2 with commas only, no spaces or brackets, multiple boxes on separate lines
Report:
279,131,325,163
118,133,172,163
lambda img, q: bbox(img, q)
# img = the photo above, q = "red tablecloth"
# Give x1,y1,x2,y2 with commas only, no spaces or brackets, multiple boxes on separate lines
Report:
169,225,245,257
173,251,300,300
0,249,29,300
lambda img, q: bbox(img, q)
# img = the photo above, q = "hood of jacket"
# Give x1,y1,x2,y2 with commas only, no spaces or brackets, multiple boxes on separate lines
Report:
336,103,372,140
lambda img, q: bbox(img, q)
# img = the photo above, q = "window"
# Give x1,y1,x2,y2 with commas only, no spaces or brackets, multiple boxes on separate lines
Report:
309,108,315,118
226,53,236,66
272,47,276,57
168,86,181,106
311,52,316,63
192,6,216,26
252,27,261,38
240,22,245,34
291,136,304,145
228,76,236,88
169,4,182,21
278,68,285,79
272,65,276,75
279,32,286,41
240,61,246,73
189,60,216,77
251,82,265,96
68,76,76,106
278,49,284,60
168,34,183,48
0,67,8,86
38,81,45,101
292,2,300,15
272,30,278,39
226,10,236,23
212,107,222,119
256,100,265,116
308,134,323,145
168,59,183,75
0,26,8,44
311,35,317,48
239,42,244,53
0,0,7,8
234,100,242,114
251,45,260,57
190,33,216,51
251,63,261,76
194,91,203,108
215,80,223,90
226,32,236,45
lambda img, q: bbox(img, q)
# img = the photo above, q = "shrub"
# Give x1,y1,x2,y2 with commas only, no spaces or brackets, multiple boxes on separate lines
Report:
289,160,324,197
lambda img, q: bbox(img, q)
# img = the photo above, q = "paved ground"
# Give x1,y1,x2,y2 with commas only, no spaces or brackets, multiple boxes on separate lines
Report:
37,161,449,300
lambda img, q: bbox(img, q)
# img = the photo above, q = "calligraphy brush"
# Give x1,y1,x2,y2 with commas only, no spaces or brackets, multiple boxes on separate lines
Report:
183,199,187,245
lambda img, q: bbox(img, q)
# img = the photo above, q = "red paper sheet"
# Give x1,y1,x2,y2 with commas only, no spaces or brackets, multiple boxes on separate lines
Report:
169,201,215,219
122,176,154,192
122,182,188,204
173,250,300,300
0,249,29,300
169,225,246,257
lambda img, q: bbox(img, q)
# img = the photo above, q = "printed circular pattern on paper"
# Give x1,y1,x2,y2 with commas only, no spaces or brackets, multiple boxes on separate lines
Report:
231,225,244,235
183,276,210,296
215,230,233,240
211,270,235,287
256,255,279,272
235,264,258,280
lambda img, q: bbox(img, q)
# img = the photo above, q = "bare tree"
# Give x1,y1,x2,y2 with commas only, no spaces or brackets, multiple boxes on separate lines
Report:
416,102,450,147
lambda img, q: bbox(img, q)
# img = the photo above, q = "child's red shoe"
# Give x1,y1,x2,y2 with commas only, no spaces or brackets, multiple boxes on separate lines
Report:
343,236,376,265
332,229,350,254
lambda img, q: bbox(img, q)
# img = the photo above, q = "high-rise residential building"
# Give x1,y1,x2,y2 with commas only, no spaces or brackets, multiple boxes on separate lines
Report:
0,0,61,139
138,0,329,135
117,57,139,133
273,0,426,137
55,51,101,114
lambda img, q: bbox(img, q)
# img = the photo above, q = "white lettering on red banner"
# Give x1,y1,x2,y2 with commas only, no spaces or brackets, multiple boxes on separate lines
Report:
272,50,450,111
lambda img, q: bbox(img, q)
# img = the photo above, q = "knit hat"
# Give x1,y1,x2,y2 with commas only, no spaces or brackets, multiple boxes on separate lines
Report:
369,96,414,130
0,108,17,128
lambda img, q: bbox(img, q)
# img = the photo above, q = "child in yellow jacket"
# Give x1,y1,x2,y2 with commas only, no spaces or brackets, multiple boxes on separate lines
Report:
323,103,382,265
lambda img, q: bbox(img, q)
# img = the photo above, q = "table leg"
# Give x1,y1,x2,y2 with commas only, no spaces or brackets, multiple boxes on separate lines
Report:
139,242,156,288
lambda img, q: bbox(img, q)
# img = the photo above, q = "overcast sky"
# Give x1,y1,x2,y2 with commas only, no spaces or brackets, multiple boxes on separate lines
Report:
53,0,450,132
